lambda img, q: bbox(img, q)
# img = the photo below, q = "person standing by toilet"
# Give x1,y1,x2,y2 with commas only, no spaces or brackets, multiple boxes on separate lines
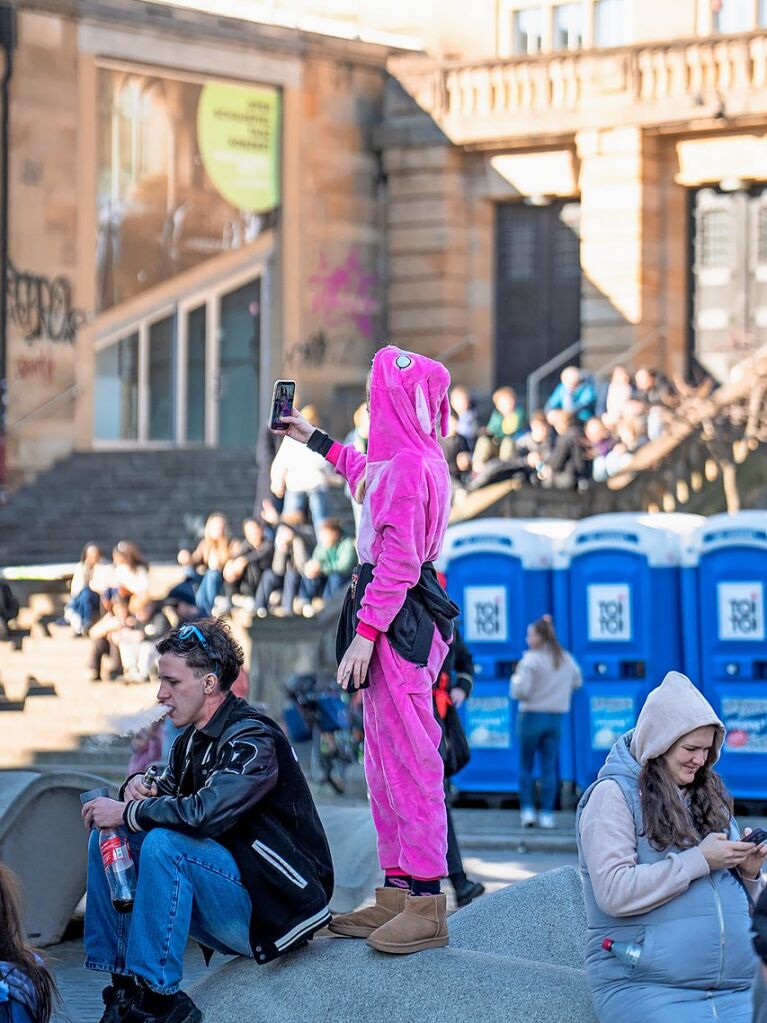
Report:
277,345,455,955
510,615,581,829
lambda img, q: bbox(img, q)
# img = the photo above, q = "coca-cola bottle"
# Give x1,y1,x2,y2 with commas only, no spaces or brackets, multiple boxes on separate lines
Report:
602,936,642,968
80,786,136,913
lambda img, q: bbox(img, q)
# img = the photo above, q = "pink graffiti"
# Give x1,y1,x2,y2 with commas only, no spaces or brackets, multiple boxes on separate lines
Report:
309,248,380,341
14,354,54,382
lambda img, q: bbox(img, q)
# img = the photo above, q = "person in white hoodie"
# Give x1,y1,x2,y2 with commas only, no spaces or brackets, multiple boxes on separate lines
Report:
576,671,766,1023
510,615,581,828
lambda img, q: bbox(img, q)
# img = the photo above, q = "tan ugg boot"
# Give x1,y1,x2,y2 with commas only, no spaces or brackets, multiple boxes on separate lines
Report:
366,893,448,954
327,886,407,938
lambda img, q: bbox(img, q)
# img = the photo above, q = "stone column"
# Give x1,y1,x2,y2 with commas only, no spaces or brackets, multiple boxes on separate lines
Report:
576,126,669,374
380,81,476,378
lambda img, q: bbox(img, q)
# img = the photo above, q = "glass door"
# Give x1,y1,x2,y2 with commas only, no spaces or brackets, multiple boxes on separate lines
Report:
217,278,261,447
94,332,139,440
94,271,264,446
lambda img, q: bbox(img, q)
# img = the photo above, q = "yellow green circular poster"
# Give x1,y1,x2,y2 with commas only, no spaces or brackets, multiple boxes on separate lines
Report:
197,81,280,213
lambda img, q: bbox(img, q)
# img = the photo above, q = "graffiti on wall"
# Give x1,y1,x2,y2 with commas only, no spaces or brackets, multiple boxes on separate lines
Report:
284,330,359,368
308,247,380,342
13,353,55,382
7,261,86,344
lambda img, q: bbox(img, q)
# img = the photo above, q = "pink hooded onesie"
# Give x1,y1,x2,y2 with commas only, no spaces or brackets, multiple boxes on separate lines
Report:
325,346,453,880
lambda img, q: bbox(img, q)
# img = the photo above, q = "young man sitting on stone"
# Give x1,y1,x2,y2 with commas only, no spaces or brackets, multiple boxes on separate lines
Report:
81,618,334,1023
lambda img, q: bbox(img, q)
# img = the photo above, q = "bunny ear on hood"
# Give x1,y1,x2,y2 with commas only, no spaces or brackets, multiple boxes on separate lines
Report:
439,392,451,439
366,345,451,462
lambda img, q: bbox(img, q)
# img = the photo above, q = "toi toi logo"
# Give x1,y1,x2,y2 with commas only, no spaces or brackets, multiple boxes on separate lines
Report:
728,597,758,635
598,598,625,636
473,599,502,638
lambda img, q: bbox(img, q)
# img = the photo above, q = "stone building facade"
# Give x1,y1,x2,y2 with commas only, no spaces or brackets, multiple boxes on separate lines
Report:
385,0,767,402
7,0,767,485
5,0,392,485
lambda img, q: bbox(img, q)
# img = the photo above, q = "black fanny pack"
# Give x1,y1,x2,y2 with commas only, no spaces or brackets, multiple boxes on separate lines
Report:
335,562,459,689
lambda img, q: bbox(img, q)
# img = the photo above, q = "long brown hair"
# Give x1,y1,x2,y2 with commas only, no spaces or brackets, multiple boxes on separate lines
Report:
639,756,732,851
532,615,565,668
0,865,56,1023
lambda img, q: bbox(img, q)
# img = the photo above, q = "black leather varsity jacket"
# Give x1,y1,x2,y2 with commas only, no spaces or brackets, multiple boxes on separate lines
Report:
122,693,334,963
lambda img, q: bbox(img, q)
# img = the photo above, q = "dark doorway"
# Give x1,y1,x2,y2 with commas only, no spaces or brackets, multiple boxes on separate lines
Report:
495,200,581,408
689,185,767,384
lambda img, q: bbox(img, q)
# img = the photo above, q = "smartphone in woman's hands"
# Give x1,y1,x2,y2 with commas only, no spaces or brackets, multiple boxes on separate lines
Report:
270,380,296,431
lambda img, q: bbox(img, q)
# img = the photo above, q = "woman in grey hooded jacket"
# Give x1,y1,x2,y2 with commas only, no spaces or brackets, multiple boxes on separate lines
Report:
576,671,766,1023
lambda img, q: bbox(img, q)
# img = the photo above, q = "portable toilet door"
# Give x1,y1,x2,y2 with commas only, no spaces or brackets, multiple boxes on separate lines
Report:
682,511,767,800
553,513,698,792
438,518,570,795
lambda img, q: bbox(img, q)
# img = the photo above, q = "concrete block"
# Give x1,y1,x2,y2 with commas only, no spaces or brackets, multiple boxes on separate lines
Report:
191,870,597,1023
0,770,112,946
450,866,588,969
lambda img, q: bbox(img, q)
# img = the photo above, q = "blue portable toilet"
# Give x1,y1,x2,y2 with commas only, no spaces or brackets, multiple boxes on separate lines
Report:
437,518,573,795
681,511,767,799
553,512,702,791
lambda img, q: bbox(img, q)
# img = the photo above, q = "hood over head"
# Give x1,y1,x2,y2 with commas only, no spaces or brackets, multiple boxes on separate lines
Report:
366,345,451,463
629,671,725,767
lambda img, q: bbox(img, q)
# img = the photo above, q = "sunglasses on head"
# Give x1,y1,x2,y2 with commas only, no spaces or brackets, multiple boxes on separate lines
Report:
177,624,220,677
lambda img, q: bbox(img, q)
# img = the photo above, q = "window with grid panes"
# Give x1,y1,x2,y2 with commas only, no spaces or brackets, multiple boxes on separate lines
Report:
504,212,536,282
594,0,629,46
553,3,583,51
713,0,753,34
513,7,544,54
757,207,767,266
701,209,730,268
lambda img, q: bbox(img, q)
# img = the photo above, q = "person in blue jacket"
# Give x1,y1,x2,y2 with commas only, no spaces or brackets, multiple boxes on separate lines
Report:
544,365,597,423
0,865,56,1023
576,671,766,1022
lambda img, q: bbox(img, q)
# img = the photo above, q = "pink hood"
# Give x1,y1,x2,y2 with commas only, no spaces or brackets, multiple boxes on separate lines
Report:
366,346,451,464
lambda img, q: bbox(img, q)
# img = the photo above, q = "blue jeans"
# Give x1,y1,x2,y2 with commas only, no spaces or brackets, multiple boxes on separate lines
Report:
195,570,223,616
84,828,252,993
67,586,101,628
283,488,330,527
518,711,562,813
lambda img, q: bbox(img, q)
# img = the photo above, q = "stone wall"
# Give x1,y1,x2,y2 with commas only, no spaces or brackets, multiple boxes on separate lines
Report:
284,55,387,437
6,11,80,484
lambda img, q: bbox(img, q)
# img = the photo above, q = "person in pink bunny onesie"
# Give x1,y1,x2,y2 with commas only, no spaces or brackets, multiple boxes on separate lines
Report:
277,345,454,955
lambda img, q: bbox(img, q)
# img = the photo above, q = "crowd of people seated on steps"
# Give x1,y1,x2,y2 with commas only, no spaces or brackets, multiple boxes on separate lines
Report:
443,365,679,496
65,508,357,682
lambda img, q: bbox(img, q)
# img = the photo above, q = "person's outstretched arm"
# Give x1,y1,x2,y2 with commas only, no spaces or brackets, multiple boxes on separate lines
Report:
277,409,367,497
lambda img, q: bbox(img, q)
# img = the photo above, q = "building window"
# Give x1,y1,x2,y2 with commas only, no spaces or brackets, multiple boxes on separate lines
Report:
513,7,544,54
701,209,730,268
760,0,767,27
594,0,629,47
757,207,767,265
553,3,583,51
713,0,753,34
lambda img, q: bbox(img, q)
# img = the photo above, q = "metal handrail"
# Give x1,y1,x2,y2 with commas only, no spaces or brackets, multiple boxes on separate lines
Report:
526,340,582,415
441,334,476,365
8,383,79,430
525,329,661,414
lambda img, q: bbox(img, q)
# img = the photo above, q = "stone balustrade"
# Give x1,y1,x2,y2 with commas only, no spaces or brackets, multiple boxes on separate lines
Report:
389,32,767,145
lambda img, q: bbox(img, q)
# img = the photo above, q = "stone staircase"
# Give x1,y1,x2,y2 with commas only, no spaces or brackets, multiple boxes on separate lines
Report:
0,448,258,566
0,447,355,567
0,601,158,781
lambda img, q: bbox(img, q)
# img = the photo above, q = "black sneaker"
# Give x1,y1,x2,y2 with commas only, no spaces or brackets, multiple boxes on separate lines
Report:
98,984,136,1023
124,990,203,1023
454,879,486,909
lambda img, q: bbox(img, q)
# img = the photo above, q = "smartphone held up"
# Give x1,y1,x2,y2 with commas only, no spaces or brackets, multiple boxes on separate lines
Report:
270,380,296,431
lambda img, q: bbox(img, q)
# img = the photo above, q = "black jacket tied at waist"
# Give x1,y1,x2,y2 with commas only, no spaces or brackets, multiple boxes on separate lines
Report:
336,561,460,687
